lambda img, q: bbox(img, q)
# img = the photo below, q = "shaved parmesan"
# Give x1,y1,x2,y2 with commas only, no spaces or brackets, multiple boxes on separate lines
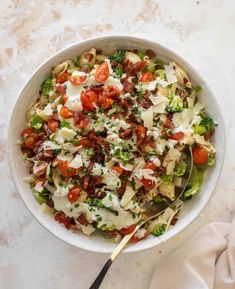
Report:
34,181,44,193
164,64,177,84
44,103,53,116
150,93,169,114
120,186,136,207
141,107,153,129
69,154,83,168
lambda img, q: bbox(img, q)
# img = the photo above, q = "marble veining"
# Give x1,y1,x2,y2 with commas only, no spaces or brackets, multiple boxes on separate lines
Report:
1,1,235,288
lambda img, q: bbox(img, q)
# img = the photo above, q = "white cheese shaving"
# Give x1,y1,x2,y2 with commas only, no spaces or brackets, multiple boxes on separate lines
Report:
69,154,83,169
156,77,168,87
164,64,177,84
141,107,153,129
125,51,141,64
150,93,169,114
43,103,53,116
140,79,158,91
120,186,136,207
42,141,61,150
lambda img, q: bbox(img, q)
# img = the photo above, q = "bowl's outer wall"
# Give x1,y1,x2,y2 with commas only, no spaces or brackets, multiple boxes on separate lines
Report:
8,36,225,253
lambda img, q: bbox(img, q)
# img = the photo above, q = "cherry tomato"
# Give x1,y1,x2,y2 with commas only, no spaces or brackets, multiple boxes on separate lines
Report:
192,146,209,165
57,160,76,177
24,135,37,149
112,166,124,175
67,186,82,203
144,162,158,171
59,106,73,118
94,61,109,83
48,119,59,132
80,89,99,111
21,127,34,137
102,86,120,98
140,71,154,82
74,112,90,129
141,178,155,189
170,132,185,141
68,74,87,86
136,125,147,139
84,89,99,103
54,212,74,229
56,72,69,84
131,230,148,243
119,224,136,235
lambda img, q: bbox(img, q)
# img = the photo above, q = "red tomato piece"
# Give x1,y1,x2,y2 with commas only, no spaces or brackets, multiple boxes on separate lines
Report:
57,160,76,177
24,135,37,149
67,186,82,203
80,89,99,111
48,119,59,132
68,74,87,86
119,224,137,235
21,127,34,137
144,162,158,171
170,132,185,141
59,106,73,118
54,212,74,229
131,230,148,243
140,71,154,82
141,178,155,189
74,112,90,129
56,72,69,84
94,61,109,83
112,166,124,175
192,146,209,165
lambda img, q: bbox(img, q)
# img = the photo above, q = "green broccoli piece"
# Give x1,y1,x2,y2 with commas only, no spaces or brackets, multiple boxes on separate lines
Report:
60,120,70,128
137,50,146,60
112,147,131,164
156,69,166,79
41,78,53,96
194,114,215,135
86,198,104,208
152,224,165,237
208,153,216,166
144,63,155,73
166,95,184,113
109,50,125,63
31,115,43,130
174,160,187,176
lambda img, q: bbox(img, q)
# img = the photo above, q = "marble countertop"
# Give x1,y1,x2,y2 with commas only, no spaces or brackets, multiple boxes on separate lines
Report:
1,1,235,288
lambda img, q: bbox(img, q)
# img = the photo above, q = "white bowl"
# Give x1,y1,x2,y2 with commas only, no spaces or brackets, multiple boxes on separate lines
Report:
8,36,225,253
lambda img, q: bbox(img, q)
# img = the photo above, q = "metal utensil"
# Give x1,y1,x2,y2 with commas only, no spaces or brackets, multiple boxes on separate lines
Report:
89,146,193,289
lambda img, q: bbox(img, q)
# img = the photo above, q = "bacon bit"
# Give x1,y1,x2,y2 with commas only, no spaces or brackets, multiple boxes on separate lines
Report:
54,212,75,229
119,128,133,139
116,180,127,198
46,199,54,208
136,125,147,140
121,78,135,93
83,175,90,189
140,98,153,109
183,77,188,84
76,138,92,148
163,118,173,128
56,84,66,95
77,214,89,226
87,161,94,173
171,217,178,226
96,48,103,54
129,61,147,75
146,49,156,59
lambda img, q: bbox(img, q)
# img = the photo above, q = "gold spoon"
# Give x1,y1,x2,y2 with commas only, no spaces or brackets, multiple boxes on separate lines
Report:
89,146,193,289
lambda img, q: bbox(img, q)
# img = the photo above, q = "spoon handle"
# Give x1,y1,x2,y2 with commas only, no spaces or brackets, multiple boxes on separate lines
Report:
89,227,139,289
89,259,113,289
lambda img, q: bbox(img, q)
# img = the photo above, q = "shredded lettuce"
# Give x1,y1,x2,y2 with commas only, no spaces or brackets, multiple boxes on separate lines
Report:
31,115,43,129
183,166,203,199
174,160,187,176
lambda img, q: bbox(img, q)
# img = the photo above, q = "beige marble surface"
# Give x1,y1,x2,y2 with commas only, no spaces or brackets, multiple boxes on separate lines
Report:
1,1,235,288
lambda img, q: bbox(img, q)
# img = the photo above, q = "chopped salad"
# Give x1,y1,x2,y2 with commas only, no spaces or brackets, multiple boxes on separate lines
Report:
20,47,216,243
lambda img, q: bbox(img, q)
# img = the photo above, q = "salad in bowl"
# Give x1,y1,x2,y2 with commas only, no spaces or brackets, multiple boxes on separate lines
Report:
19,46,216,244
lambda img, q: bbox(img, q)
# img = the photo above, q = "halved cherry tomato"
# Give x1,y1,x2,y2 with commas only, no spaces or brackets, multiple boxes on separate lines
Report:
140,71,154,82
112,166,124,175
141,178,155,189
76,138,92,148
119,224,136,235
24,135,37,149
54,212,74,229
170,132,184,141
144,162,158,171
131,230,148,243
99,96,114,109
67,186,82,203
192,146,208,165
59,106,73,118
68,74,87,86
21,127,34,137
74,112,90,129
80,89,99,111
57,160,76,177
94,61,109,83
102,86,120,98
56,72,69,84
136,125,147,139
48,119,59,132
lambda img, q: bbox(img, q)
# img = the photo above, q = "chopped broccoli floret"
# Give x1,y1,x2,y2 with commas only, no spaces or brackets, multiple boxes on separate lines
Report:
137,50,146,60
166,95,184,113
155,59,164,69
144,64,155,73
208,153,216,166
85,198,104,208
183,166,203,199
194,114,215,135
112,147,131,164
31,115,43,130
156,69,166,79
41,78,53,96
174,160,187,176
109,50,125,63
60,120,70,128
152,224,165,237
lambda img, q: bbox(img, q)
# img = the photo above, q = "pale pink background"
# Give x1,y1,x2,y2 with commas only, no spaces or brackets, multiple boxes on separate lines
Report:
1,1,235,289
